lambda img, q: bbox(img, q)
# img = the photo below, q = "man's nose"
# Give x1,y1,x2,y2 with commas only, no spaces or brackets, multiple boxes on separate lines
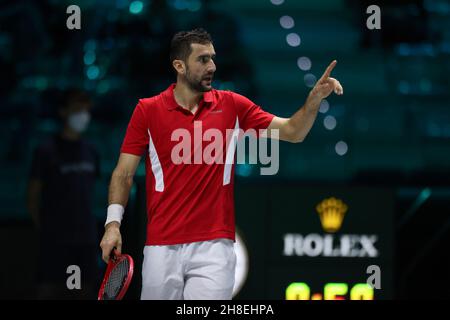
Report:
207,60,216,73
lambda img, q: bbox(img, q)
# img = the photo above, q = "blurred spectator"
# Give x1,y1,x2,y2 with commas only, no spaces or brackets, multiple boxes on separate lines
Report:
27,89,101,299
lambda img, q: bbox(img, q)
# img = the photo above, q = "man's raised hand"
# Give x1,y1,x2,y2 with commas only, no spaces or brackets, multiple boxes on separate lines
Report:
310,60,343,100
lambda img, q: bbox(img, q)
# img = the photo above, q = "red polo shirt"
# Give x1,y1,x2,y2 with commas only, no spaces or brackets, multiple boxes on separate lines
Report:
120,83,275,245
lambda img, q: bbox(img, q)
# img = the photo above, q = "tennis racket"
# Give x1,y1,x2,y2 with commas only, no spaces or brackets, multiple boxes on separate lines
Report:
98,249,134,300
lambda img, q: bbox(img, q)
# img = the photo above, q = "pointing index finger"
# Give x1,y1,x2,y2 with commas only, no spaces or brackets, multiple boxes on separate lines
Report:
320,60,337,80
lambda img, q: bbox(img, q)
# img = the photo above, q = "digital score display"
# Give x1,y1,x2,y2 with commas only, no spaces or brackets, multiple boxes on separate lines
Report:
286,282,374,300
234,184,394,299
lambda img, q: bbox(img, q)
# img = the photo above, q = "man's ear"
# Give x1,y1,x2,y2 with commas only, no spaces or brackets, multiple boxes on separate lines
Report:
172,59,185,75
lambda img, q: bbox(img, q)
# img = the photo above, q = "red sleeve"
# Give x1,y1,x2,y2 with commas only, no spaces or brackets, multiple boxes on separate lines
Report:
120,100,149,156
232,92,275,135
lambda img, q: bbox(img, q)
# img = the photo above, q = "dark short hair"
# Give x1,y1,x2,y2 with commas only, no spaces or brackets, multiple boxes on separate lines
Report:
58,88,92,113
170,28,213,64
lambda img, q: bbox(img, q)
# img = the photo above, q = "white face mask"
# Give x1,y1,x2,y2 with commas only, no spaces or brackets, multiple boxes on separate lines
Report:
68,111,91,133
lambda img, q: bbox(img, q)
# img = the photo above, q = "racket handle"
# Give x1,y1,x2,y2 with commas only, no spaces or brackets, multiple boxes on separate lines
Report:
110,247,120,261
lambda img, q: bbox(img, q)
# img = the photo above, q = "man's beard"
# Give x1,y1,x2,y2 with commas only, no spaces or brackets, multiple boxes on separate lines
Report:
185,68,213,93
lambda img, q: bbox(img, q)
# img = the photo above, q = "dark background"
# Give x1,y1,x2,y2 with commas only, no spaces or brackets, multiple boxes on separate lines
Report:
1,0,449,299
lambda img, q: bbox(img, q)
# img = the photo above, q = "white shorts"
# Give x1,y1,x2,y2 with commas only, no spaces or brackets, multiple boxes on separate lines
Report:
140,238,236,300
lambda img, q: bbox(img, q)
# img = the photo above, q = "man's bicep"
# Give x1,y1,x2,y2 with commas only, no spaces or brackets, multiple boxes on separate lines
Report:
232,92,275,133
115,153,142,176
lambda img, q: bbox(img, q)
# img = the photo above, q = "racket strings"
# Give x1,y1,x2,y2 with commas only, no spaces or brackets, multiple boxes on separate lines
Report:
103,258,130,300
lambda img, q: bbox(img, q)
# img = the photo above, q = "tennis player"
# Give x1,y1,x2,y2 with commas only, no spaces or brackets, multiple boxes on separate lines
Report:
100,28,343,300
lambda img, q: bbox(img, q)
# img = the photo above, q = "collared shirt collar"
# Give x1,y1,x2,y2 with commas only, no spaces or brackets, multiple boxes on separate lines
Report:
164,83,213,110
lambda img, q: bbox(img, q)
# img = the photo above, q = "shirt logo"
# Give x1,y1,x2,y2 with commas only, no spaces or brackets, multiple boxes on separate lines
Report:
210,109,223,114
60,162,95,174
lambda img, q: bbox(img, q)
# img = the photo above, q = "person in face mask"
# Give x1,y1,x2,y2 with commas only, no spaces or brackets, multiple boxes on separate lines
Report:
27,88,101,299
60,90,92,139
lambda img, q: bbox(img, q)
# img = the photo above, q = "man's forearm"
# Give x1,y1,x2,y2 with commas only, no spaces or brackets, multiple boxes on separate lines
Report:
287,93,322,142
108,168,134,208
282,59,342,143
105,169,134,228
105,154,141,228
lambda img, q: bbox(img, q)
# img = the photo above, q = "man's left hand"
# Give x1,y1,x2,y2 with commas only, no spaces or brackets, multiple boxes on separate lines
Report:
309,60,343,100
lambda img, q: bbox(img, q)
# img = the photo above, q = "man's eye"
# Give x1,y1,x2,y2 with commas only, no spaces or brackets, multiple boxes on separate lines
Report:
201,57,209,63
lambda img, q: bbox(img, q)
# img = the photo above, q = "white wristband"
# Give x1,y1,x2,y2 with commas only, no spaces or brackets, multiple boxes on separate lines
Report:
105,204,124,227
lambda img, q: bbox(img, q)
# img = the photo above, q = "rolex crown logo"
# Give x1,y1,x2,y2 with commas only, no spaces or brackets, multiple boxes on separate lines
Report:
316,197,348,233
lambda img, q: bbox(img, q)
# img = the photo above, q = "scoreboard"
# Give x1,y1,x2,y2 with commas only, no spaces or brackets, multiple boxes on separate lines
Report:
234,183,395,300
